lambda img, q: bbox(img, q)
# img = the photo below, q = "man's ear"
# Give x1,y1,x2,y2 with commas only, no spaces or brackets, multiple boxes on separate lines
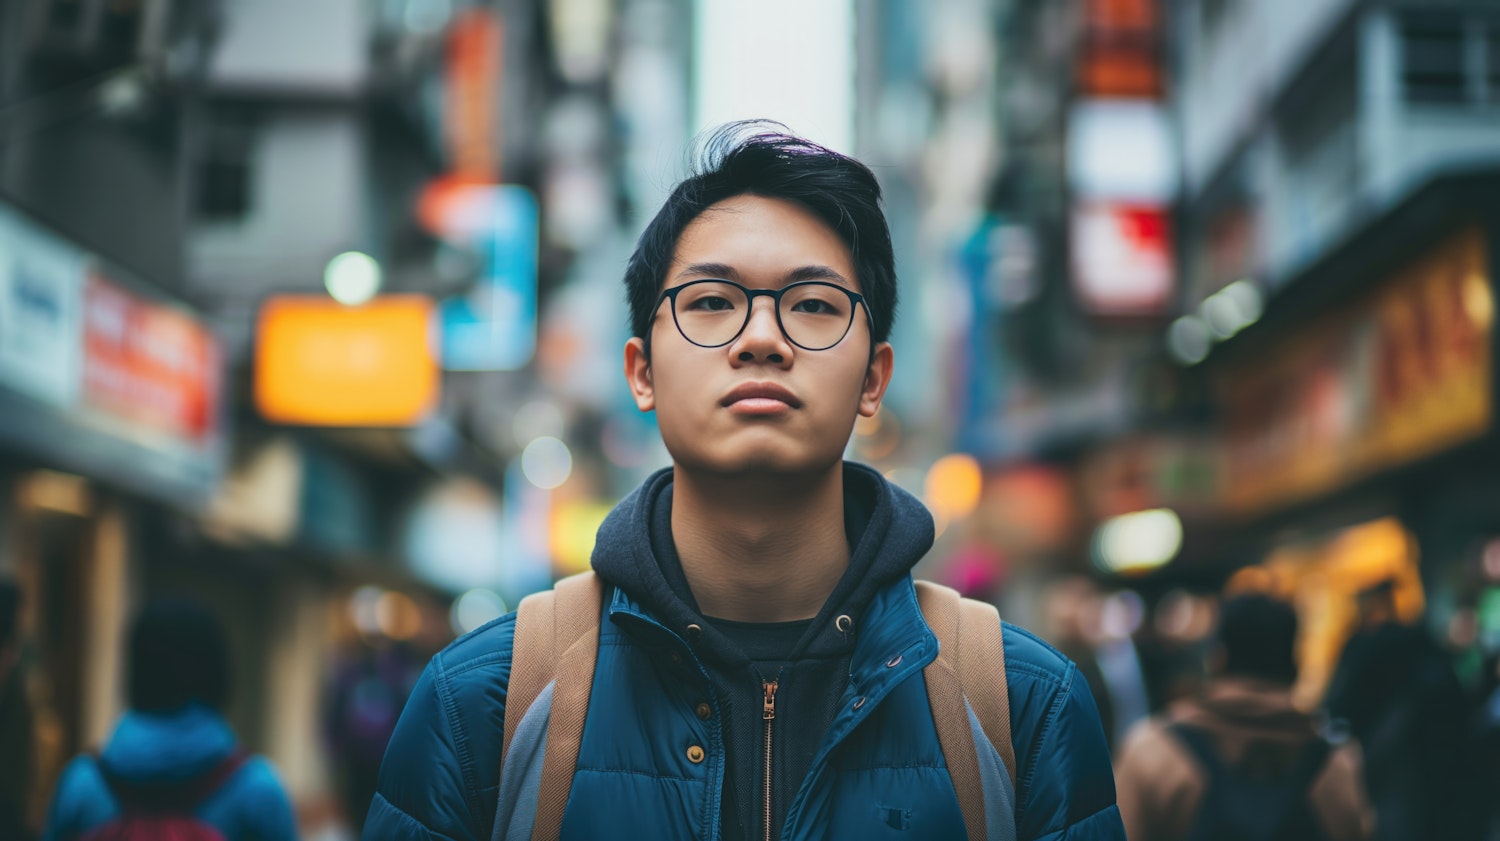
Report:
624,337,655,412
858,342,894,417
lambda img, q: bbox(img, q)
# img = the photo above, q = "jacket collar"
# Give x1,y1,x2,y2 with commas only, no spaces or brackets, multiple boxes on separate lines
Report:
604,573,938,696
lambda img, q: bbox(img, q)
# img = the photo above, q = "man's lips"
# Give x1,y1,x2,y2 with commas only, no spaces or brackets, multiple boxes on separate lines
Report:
720,382,803,409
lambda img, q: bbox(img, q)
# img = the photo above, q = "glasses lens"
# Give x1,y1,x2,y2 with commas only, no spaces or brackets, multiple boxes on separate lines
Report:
779,283,855,349
672,281,749,346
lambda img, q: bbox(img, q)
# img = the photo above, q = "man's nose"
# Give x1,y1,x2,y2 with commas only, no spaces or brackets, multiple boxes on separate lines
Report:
733,296,791,359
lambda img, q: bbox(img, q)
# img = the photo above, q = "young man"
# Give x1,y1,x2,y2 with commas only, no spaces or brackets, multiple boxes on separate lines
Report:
1113,594,1374,841
366,125,1122,841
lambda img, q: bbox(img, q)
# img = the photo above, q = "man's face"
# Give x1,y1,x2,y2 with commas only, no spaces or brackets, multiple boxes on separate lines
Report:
625,194,893,478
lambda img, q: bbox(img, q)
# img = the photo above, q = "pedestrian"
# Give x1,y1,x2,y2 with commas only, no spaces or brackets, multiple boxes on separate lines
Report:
0,578,35,841
42,597,298,841
1324,580,1480,841
1114,593,1374,841
364,123,1122,841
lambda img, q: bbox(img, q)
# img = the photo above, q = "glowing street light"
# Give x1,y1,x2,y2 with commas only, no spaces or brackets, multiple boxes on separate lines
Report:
325,251,382,306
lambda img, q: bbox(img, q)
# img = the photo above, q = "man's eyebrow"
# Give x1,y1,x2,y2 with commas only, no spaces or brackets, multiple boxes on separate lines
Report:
676,262,741,280
674,263,852,287
785,265,851,286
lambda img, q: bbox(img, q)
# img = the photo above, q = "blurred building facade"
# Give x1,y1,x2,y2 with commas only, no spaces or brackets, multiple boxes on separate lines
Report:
958,0,1500,692
0,0,692,833
1165,0,1500,682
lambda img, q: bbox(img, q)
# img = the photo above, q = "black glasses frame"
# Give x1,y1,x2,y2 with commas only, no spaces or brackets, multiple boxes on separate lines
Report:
654,278,873,351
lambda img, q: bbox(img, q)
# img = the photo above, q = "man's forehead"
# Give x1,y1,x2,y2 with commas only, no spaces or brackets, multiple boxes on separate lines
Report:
665,195,858,288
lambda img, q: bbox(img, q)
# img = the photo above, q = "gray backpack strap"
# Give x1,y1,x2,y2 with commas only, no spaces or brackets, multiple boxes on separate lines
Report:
917,580,1016,841
498,571,603,841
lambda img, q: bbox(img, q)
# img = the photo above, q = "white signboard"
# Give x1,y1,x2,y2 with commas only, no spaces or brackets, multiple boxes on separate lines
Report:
1067,100,1178,203
0,205,84,408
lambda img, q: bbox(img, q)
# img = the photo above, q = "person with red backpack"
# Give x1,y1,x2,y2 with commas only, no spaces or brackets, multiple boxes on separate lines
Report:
42,598,297,841
1114,594,1375,841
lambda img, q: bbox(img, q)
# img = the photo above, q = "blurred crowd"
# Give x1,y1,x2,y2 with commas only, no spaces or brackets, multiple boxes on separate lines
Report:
6,556,1500,840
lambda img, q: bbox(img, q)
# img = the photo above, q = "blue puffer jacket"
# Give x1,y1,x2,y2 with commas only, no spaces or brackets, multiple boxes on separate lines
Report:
367,469,1122,841
43,704,298,841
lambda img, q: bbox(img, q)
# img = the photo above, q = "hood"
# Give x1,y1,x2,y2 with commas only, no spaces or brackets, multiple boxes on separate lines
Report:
1177,676,1314,739
99,704,237,783
591,461,935,666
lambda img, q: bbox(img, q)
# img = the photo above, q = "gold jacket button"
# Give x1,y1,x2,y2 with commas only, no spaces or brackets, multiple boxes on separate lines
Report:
695,702,712,720
687,745,706,763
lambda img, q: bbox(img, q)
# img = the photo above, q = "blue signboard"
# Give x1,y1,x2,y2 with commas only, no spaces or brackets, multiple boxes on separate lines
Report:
440,185,540,371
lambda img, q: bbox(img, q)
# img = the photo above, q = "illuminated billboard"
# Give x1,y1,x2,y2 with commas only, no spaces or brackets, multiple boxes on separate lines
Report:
255,295,439,426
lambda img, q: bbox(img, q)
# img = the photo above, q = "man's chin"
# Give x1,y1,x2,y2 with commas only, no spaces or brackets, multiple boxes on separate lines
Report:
672,447,841,480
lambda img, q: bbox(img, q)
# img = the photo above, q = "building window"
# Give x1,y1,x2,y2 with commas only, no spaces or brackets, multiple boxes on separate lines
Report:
1402,12,1468,104
195,105,258,222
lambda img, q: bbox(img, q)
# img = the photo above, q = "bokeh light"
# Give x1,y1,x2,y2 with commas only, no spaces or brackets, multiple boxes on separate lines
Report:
324,251,382,306
1093,508,1183,574
450,588,508,636
522,436,574,489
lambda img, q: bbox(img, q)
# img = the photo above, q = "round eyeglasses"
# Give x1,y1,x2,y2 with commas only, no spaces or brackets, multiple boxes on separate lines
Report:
655,279,872,351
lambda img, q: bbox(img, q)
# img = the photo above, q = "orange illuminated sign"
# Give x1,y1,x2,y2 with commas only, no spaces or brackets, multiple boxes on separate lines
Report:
1221,226,1492,514
255,296,439,427
1077,0,1162,98
446,8,502,181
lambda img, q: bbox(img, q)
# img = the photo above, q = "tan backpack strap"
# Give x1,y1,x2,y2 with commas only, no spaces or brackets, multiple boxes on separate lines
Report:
918,581,986,841
917,580,1016,841
529,572,603,841
957,594,1015,782
503,588,558,767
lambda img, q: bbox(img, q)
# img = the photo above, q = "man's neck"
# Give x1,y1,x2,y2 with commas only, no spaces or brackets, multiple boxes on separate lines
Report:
671,463,849,623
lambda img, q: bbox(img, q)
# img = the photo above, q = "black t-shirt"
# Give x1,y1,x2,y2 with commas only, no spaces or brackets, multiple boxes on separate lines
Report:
704,617,816,681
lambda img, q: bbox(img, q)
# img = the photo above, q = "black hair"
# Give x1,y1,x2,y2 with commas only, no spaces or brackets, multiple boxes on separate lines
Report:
1218,594,1299,683
625,121,898,347
128,598,230,713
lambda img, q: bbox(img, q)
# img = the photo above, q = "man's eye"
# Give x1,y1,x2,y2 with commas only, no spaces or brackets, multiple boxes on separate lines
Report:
687,295,736,311
791,299,838,315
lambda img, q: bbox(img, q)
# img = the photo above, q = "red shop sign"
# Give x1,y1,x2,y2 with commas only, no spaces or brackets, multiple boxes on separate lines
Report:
83,273,221,444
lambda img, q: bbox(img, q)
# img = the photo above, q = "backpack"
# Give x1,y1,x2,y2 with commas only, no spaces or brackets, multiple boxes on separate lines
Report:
499,571,1015,841
1167,720,1333,841
79,751,250,841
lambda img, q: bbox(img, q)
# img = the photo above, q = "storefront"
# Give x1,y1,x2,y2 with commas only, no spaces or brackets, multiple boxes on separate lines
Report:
0,199,226,823
1197,171,1500,700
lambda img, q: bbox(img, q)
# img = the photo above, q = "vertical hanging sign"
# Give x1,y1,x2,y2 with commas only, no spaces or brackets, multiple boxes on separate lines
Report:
438,185,540,371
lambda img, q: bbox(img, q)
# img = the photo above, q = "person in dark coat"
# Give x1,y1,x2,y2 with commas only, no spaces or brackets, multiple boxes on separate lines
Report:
1325,580,1478,841
0,579,35,841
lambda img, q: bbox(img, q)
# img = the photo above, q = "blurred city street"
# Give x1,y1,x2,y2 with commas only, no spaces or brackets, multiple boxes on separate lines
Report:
5,0,1500,838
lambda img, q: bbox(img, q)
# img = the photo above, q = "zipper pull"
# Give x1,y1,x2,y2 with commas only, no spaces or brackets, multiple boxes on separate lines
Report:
763,679,778,720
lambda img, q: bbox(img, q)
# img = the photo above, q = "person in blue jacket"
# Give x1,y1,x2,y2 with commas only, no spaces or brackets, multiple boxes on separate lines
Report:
366,123,1124,841
43,598,298,841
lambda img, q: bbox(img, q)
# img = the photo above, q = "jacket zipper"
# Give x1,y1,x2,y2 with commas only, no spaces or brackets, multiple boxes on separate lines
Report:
763,678,778,841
